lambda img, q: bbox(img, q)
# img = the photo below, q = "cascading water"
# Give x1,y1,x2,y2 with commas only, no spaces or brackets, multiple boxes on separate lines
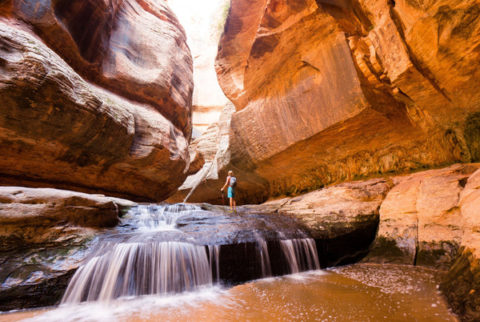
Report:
61,204,321,304
62,241,212,303
280,239,320,274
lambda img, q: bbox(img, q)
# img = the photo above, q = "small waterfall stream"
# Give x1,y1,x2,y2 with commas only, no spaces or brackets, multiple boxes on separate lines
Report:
61,204,320,304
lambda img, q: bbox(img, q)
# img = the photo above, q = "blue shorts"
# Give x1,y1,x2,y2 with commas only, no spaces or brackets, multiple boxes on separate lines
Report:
227,186,235,198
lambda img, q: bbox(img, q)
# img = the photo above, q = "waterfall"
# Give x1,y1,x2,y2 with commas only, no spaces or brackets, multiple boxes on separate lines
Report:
279,239,320,274
62,242,212,303
61,204,322,304
257,239,272,277
208,245,221,283
135,204,198,231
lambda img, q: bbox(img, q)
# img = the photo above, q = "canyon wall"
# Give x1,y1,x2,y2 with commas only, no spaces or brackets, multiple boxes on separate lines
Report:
0,0,194,201
205,0,480,203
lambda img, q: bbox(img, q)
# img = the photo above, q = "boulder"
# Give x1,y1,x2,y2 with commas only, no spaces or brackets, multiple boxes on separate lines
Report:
366,164,480,269
247,178,392,266
273,178,391,239
0,20,190,201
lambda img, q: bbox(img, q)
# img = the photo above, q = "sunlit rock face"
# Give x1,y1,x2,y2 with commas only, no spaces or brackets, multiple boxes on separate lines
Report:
0,0,194,201
365,164,480,269
168,102,269,205
441,167,480,321
167,0,229,137
215,0,480,201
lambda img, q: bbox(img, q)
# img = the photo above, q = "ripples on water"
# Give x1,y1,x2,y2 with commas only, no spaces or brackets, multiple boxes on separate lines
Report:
3,266,456,322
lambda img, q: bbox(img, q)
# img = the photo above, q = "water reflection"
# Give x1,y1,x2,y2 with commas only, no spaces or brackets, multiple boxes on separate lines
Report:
3,264,457,322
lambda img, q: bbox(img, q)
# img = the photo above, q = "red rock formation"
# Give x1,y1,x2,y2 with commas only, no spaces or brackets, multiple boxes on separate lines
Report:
0,1,194,201
214,0,480,201
9,0,193,137
366,163,480,268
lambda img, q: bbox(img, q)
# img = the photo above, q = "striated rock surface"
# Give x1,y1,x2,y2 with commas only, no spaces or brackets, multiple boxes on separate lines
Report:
441,168,480,321
214,0,480,202
0,186,135,311
0,11,192,201
5,0,193,137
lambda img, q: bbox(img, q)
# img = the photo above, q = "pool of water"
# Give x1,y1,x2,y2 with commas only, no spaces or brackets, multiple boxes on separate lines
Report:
0,263,457,322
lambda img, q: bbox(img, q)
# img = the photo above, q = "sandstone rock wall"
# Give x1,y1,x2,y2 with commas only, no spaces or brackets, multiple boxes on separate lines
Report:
9,0,193,137
366,163,480,269
213,0,480,202
0,1,194,201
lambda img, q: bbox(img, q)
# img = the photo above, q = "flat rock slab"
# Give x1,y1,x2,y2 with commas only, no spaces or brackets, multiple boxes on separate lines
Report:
247,178,392,239
0,186,137,249
0,186,136,311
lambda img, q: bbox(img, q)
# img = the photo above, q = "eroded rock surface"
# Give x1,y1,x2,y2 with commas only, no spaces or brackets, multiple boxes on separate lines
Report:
248,178,392,266
441,168,480,321
4,0,193,137
213,0,480,202
0,13,192,201
0,186,135,311
366,164,480,269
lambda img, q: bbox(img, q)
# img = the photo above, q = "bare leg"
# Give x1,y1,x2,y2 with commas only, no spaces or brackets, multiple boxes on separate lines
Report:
233,199,236,211
229,197,233,210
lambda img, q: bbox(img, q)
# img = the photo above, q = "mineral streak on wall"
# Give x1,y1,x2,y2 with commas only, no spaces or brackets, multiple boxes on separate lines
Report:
213,0,480,200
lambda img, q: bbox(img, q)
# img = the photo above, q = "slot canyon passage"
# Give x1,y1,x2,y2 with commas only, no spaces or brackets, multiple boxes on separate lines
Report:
2,0,480,321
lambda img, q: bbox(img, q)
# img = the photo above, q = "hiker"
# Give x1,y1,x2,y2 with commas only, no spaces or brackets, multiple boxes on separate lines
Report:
221,170,237,212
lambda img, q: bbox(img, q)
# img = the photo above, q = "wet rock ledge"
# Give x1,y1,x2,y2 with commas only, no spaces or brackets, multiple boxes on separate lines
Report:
0,187,135,311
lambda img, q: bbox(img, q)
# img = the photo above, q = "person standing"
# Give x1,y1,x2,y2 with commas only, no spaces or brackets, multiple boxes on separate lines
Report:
221,170,237,212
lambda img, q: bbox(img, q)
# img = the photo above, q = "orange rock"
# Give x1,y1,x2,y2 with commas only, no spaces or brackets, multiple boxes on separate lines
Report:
0,21,190,201
7,0,193,137
367,164,479,268
214,0,480,202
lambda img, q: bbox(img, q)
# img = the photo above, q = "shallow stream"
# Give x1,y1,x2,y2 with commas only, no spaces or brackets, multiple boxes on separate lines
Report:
1,264,456,321
0,204,458,321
